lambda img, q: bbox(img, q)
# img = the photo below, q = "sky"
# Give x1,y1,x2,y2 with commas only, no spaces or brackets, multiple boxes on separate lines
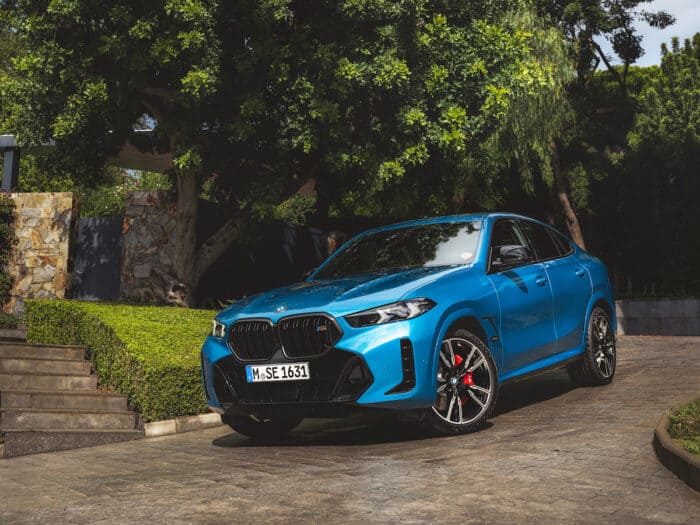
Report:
598,0,700,66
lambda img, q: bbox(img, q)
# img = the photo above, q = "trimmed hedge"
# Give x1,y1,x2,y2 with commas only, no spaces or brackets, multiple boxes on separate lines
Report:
25,300,216,422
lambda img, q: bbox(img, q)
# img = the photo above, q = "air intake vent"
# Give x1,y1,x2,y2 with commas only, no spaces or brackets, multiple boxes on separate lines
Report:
228,319,276,361
278,315,342,358
386,338,416,394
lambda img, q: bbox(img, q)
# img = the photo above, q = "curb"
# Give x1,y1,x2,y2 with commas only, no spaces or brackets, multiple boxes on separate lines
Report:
652,411,700,492
144,412,223,438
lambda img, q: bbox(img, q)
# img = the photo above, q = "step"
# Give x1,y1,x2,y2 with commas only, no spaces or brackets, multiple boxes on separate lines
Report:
0,390,128,411
0,342,85,361
0,326,27,342
1,408,138,430
1,428,144,458
0,373,97,391
0,357,91,375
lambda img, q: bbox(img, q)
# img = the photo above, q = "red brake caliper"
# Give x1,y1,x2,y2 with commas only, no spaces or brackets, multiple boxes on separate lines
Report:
452,355,471,405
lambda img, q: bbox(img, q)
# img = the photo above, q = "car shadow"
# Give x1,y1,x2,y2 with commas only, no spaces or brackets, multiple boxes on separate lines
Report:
212,369,577,449
493,368,576,417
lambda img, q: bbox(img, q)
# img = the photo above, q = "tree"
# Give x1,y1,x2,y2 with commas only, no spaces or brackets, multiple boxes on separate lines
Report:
527,0,675,248
1,0,573,305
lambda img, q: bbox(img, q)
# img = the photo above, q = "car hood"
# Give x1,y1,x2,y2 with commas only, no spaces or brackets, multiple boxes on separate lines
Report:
217,265,468,321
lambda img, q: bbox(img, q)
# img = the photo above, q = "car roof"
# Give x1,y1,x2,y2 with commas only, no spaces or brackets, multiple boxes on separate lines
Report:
359,212,534,236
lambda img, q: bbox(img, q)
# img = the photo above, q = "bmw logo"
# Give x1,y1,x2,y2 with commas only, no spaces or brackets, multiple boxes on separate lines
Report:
274,305,287,313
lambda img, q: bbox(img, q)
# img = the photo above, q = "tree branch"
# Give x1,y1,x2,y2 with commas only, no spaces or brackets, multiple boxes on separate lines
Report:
593,41,625,90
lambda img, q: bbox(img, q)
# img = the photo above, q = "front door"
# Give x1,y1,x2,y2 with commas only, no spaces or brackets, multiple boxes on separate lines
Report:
486,219,556,374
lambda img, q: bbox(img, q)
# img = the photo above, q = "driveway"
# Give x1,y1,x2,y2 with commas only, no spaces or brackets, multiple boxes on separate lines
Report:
2,336,699,524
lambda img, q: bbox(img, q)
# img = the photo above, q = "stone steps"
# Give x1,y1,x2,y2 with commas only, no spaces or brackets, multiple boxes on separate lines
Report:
0,357,91,375
1,389,128,411
1,408,138,430
0,372,98,391
0,342,85,360
1,429,143,458
0,340,143,457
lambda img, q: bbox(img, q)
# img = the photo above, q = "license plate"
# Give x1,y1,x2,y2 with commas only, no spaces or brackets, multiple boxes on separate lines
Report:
245,362,310,383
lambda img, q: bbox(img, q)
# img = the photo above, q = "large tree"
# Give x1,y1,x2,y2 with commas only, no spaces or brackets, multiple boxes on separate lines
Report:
528,0,675,248
2,0,571,305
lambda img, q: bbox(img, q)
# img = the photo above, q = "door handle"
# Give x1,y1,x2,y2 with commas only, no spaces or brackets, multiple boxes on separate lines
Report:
575,268,586,278
535,276,547,286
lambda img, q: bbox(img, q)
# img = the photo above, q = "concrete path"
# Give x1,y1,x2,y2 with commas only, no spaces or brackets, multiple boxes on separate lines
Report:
2,336,699,524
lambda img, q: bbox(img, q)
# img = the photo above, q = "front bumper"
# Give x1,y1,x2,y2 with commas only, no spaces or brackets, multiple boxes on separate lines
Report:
200,310,441,415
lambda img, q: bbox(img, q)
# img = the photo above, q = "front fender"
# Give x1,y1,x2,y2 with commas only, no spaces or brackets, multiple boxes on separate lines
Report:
429,302,503,392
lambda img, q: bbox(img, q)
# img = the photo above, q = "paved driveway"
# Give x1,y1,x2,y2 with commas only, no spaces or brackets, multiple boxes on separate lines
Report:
2,336,699,524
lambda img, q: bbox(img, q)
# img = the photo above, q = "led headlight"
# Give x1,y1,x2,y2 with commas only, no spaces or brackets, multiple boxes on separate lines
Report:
211,320,226,338
344,298,436,327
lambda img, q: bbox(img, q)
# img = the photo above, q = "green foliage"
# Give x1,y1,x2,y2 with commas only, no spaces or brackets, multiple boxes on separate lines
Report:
0,193,16,306
0,0,577,222
80,169,173,217
0,311,18,329
581,34,700,296
668,400,700,456
25,300,215,422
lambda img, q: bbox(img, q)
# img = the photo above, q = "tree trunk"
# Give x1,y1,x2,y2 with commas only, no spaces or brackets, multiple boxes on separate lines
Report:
550,141,586,250
172,172,199,307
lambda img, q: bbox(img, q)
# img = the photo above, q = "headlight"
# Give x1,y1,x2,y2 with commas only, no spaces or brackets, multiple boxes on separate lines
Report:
211,320,226,338
344,298,436,327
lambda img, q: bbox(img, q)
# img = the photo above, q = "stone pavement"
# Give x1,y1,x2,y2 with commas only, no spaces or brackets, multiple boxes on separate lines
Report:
1,336,699,524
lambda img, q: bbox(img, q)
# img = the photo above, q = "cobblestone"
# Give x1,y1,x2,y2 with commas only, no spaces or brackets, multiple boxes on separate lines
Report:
1,336,699,524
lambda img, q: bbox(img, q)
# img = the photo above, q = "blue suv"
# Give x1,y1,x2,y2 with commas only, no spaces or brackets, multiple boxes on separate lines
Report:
201,213,616,437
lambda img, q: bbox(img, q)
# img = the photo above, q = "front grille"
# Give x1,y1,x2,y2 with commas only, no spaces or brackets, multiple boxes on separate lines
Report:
228,319,276,360
279,315,342,358
211,349,372,405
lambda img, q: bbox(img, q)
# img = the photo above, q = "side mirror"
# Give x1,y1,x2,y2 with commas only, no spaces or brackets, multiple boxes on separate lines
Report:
491,245,533,270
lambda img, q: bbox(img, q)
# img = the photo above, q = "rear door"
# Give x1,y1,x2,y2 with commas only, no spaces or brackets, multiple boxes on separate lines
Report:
520,220,592,353
487,219,557,373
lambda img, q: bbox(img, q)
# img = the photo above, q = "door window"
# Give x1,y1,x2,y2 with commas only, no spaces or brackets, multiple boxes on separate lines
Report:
488,220,534,271
520,220,560,262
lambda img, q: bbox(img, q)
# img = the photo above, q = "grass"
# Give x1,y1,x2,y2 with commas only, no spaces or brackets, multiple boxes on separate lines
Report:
667,400,700,456
25,300,216,421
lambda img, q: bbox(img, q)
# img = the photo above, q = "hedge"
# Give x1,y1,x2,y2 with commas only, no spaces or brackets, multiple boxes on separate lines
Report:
25,300,216,422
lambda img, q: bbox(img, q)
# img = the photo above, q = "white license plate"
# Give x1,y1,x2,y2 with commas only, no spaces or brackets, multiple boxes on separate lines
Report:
245,362,310,383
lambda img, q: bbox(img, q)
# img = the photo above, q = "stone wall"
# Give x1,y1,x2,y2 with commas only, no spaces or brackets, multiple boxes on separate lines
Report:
120,191,178,303
616,298,700,336
4,192,79,314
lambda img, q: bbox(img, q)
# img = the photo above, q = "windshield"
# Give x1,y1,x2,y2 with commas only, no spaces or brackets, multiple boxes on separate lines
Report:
314,221,481,280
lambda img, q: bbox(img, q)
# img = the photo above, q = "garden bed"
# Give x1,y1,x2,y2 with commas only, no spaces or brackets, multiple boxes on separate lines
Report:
25,300,215,422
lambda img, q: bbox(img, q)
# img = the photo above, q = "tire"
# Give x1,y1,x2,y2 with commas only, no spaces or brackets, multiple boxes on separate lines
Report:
223,412,302,440
424,329,498,435
567,306,616,386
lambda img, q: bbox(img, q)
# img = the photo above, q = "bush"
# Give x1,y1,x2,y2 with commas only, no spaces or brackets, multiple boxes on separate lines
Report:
0,311,18,329
0,193,16,306
25,300,216,422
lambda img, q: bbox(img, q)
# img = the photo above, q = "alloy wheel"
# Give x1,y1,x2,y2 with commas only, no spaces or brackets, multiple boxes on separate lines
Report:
592,311,615,378
432,337,495,425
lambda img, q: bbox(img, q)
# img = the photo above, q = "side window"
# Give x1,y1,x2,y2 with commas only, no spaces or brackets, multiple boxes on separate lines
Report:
520,220,560,261
488,219,534,271
548,229,574,256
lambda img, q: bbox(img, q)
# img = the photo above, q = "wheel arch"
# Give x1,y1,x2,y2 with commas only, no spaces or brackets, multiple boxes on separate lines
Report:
430,307,502,388
445,316,489,345
583,292,617,345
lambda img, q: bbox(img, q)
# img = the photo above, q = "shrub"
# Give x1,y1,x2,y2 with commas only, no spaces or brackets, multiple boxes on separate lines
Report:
0,193,16,307
0,311,18,329
25,300,216,422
